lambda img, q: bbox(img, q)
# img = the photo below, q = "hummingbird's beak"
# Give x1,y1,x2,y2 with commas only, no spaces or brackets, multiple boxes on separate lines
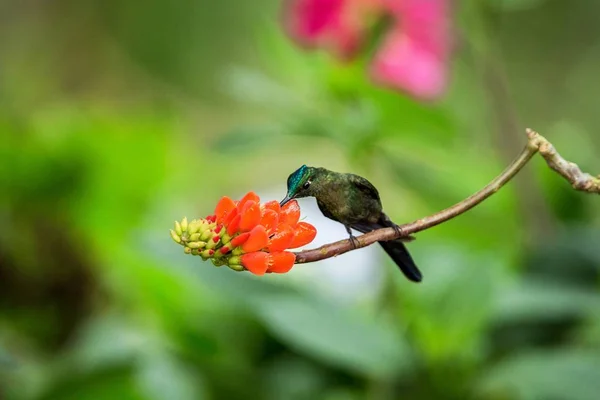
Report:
279,194,293,207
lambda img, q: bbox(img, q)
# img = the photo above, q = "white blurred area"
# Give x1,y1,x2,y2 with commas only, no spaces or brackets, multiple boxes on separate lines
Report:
256,187,384,306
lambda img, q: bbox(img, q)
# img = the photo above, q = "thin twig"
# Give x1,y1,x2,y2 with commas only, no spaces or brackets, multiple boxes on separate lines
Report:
529,130,600,194
294,129,599,264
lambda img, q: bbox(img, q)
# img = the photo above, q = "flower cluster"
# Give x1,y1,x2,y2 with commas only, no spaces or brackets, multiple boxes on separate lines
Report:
283,0,452,100
170,192,317,275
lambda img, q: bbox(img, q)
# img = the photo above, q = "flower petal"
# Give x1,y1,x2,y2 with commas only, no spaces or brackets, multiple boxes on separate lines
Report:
230,231,251,247
260,209,279,234
241,252,269,276
289,221,317,248
279,199,301,227
239,201,261,232
267,251,296,274
227,214,241,236
238,191,261,211
268,223,295,252
262,200,281,215
214,196,237,224
224,207,239,226
283,0,343,45
370,0,451,100
242,225,269,252
283,0,365,59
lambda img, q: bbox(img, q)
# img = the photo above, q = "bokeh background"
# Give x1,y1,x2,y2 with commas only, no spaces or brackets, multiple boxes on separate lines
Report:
2,0,600,399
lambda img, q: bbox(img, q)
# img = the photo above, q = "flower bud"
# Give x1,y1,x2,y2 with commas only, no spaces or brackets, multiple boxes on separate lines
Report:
187,220,201,235
205,236,220,250
170,229,182,244
228,264,245,272
220,232,232,244
200,249,215,258
228,256,241,265
219,246,231,255
181,217,189,232
200,229,213,242
188,233,202,241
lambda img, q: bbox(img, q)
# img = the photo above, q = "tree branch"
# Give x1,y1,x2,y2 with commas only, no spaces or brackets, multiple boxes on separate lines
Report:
294,129,600,264
530,132,600,194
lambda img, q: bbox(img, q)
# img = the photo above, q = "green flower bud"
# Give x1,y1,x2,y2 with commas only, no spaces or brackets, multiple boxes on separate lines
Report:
181,217,189,232
228,264,245,272
175,221,183,236
187,220,201,235
205,237,220,250
200,220,210,231
170,229,182,244
184,247,192,254
186,241,206,249
189,233,202,241
199,230,210,241
221,233,232,244
200,249,215,258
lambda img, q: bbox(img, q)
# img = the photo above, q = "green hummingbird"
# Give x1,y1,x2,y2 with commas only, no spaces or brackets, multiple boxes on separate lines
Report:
280,165,422,282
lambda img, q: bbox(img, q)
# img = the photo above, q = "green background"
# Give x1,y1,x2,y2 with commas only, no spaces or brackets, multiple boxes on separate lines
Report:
1,0,600,399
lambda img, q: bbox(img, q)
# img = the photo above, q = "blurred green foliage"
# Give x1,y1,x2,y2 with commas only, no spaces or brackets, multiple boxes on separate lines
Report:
1,0,600,399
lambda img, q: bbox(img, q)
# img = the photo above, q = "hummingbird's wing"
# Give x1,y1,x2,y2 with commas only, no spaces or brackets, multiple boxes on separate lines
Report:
348,174,381,202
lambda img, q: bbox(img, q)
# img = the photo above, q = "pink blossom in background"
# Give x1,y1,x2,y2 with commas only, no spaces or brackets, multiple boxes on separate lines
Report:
283,0,381,60
283,0,452,101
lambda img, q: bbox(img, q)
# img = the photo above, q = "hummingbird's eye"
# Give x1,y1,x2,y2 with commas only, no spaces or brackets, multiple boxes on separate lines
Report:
302,180,311,189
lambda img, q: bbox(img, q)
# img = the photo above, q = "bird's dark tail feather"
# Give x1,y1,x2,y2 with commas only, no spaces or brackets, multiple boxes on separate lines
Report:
378,240,422,282
351,216,422,282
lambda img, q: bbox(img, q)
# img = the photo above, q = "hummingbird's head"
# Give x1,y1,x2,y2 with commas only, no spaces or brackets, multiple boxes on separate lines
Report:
280,164,316,207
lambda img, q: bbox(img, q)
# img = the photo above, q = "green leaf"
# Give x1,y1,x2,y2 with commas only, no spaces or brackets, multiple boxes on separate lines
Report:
224,67,304,109
263,356,328,400
478,350,600,400
136,351,207,400
71,315,150,371
211,126,284,155
398,247,497,361
488,0,548,12
251,293,413,378
492,281,600,323
0,344,15,368
36,368,144,400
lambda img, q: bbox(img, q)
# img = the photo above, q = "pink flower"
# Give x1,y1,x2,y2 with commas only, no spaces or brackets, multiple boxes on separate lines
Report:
283,0,452,100
283,0,380,60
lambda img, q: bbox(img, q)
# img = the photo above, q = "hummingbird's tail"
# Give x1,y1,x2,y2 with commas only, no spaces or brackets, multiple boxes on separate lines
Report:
351,215,422,282
378,240,422,282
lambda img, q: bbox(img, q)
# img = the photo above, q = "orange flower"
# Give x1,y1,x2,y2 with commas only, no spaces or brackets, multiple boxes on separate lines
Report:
238,251,296,275
171,191,317,275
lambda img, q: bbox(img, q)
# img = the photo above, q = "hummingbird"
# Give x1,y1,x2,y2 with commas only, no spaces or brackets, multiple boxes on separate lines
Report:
280,165,422,282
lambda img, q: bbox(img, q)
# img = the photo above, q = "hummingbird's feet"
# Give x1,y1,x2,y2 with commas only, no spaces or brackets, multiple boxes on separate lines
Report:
345,226,360,249
348,235,360,249
392,224,403,238
391,224,415,242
